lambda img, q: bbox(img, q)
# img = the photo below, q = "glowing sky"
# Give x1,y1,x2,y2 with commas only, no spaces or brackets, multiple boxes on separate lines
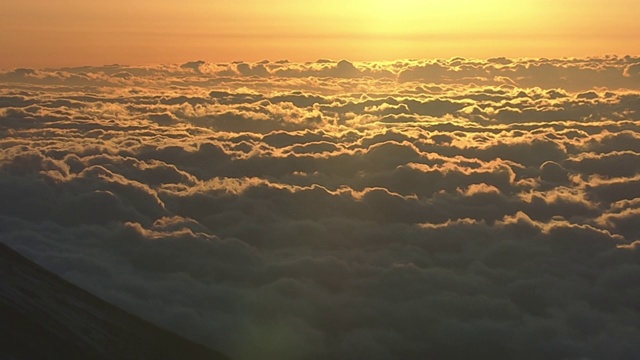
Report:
1,0,639,68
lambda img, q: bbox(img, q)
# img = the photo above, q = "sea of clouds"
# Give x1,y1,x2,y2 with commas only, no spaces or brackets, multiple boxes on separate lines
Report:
1,56,640,359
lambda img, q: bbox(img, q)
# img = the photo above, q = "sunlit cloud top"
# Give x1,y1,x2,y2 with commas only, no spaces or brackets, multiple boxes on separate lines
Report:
2,56,640,358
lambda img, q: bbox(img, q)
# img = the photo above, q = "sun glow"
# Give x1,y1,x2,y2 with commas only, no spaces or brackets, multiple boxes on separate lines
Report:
348,0,538,34
1,0,639,67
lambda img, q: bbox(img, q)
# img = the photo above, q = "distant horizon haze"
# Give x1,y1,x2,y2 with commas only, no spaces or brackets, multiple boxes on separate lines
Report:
1,0,639,68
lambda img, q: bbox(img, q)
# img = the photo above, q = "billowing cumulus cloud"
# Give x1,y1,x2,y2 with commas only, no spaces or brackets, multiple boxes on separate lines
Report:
1,57,640,360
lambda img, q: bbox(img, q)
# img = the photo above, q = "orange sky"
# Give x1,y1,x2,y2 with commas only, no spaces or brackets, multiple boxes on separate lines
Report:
1,0,639,68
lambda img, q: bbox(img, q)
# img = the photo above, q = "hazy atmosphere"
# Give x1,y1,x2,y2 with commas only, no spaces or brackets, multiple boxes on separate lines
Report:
2,1,640,360
2,0,640,67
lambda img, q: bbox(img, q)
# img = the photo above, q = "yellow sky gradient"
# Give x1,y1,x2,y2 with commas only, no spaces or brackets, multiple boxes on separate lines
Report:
1,0,639,68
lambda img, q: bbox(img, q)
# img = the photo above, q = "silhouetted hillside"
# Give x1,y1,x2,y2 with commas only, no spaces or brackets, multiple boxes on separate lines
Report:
0,241,229,360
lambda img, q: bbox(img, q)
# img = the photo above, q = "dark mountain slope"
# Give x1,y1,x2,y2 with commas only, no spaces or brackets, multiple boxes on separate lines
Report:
0,241,229,360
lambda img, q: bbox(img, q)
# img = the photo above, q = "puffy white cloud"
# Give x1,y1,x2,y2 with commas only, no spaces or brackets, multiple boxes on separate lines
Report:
1,57,640,359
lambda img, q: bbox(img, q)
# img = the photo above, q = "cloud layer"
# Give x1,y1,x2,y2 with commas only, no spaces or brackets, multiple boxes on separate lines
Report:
2,57,640,359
